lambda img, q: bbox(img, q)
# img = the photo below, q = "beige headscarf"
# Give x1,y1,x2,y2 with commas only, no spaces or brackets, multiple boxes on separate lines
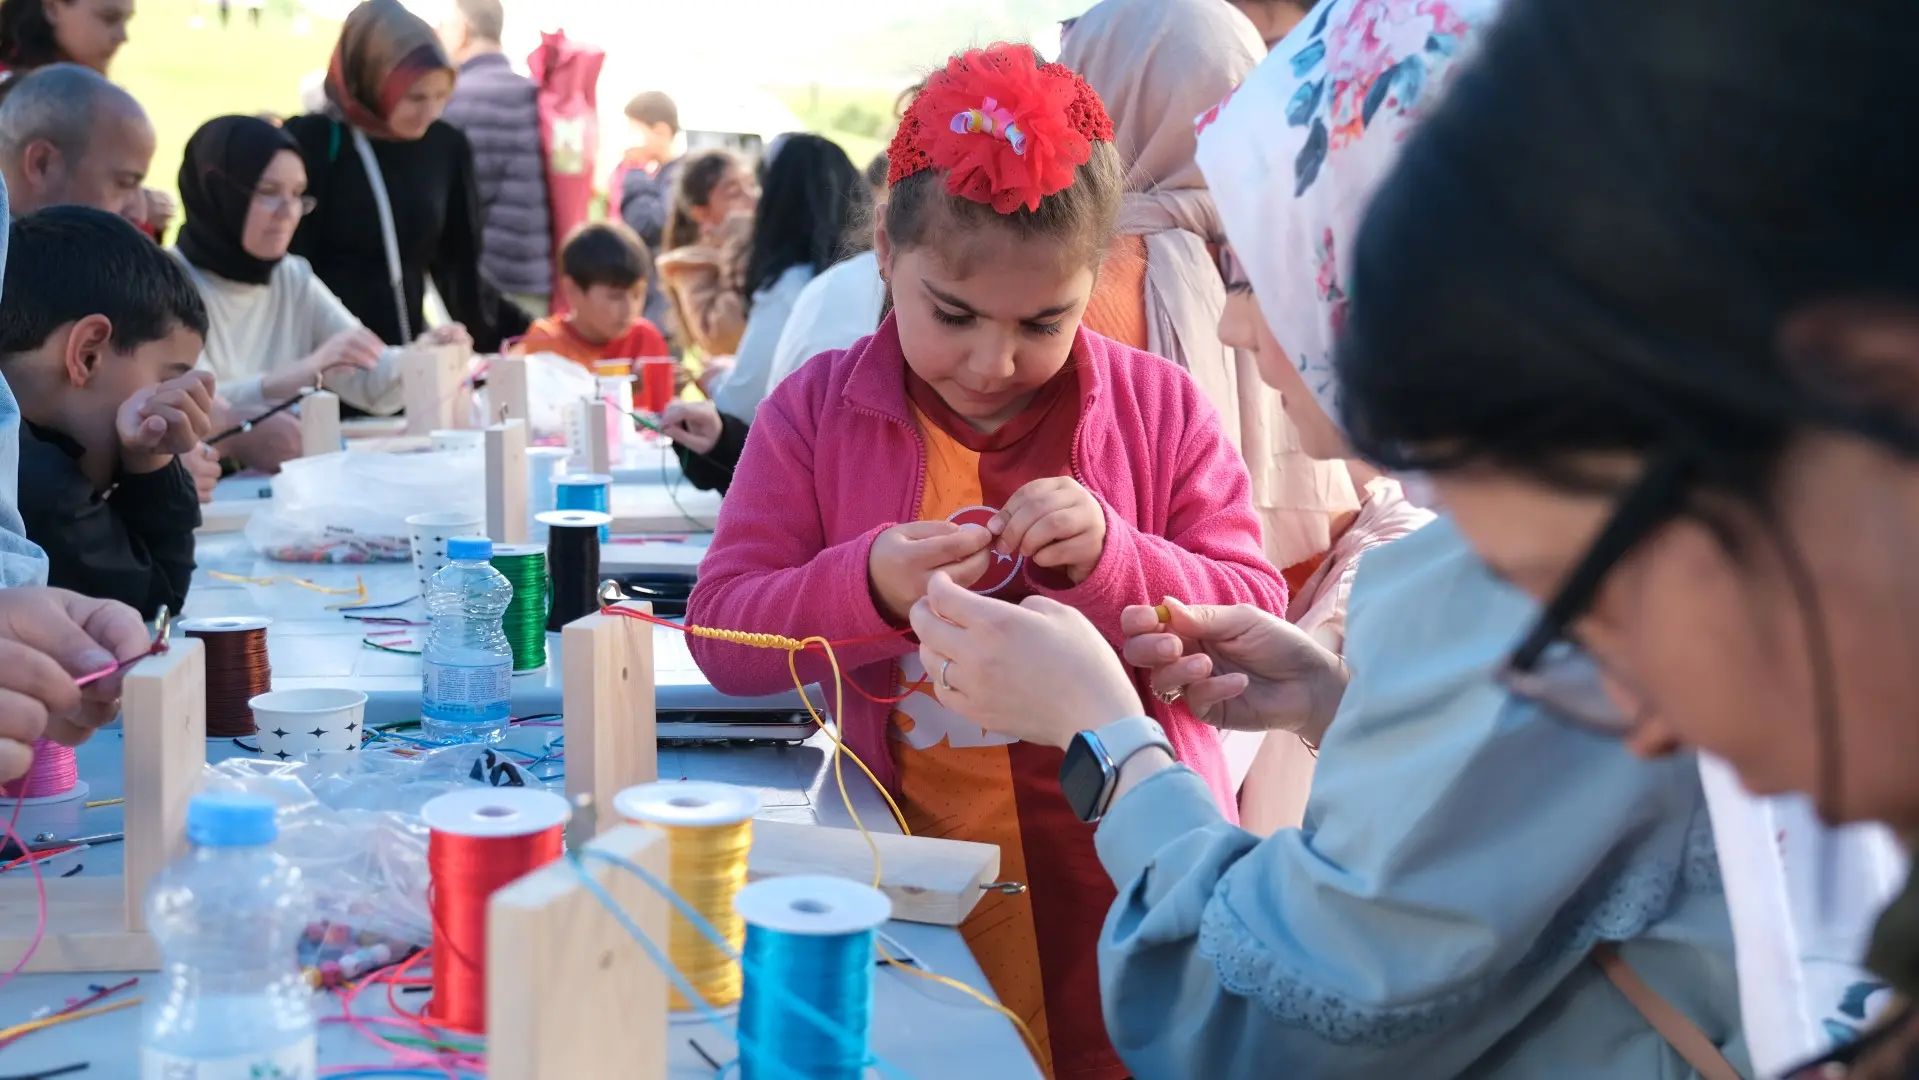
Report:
1062,0,1358,573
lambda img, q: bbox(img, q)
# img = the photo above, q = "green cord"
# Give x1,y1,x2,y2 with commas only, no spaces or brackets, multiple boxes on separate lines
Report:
491,547,550,672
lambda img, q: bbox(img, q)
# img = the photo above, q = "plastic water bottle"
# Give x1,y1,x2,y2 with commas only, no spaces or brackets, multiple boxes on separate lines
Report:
142,792,314,1079
420,534,515,744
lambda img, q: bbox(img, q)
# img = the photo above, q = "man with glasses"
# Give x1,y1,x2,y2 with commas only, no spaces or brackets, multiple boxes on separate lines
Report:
0,64,154,225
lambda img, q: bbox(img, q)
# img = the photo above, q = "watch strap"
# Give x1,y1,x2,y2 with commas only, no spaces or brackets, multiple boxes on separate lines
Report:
1094,715,1172,774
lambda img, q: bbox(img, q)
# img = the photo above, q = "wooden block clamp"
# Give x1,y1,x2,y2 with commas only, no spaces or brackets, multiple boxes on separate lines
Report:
487,354,530,427
485,419,529,545
299,389,342,458
562,602,658,838
487,823,668,1080
0,640,207,972
566,398,613,475
403,343,469,436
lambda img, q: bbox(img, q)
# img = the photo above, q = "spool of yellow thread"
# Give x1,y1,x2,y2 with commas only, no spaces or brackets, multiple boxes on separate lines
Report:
614,780,762,1010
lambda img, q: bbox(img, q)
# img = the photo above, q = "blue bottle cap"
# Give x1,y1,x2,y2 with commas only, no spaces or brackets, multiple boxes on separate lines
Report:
446,536,493,562
186,792,278,847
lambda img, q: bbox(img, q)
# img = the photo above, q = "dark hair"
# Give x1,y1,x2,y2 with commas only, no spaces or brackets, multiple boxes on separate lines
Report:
0,207,209,358
742,134,869,304
561,220,654,292
1337,0,1919,498
884,139,1123,273
864,151,889,191
624,90,678,132
0,0,65,70
452,0,503,42
664,147,744,252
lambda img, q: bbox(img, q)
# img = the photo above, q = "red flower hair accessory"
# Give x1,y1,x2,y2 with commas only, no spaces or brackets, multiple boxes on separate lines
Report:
887,43,1115,214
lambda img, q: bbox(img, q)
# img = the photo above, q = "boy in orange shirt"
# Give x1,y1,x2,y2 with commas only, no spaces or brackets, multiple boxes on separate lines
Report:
516,222,674,411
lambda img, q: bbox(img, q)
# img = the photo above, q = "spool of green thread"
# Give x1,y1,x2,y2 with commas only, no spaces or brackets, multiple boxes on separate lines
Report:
490,545,549,672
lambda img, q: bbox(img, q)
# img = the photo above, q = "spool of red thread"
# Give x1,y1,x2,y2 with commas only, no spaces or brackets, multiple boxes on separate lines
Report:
420,788,570,1032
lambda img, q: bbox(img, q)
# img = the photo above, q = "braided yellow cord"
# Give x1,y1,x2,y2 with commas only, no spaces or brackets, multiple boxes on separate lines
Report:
681,624,808,651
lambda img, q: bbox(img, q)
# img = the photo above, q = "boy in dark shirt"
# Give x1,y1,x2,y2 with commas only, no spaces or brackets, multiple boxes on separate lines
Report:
4,207,212,619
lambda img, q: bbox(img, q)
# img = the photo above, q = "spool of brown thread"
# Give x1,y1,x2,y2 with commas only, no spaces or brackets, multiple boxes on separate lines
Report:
177,617,274,738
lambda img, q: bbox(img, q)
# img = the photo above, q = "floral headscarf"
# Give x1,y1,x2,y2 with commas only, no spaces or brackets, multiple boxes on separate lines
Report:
1195,0,1497,425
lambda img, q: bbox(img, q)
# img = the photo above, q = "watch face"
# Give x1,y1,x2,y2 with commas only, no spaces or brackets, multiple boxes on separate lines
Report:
1059,731,1115,823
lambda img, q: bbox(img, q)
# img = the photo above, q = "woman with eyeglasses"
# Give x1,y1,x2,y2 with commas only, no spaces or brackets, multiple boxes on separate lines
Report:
1331,0,1919,1074
170,115,414,472
902,1,1753,1076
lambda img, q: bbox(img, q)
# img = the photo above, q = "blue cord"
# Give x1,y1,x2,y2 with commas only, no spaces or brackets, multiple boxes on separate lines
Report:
568,850,909,1080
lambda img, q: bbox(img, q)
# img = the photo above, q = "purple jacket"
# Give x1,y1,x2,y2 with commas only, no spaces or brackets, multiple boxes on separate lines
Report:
686,317,1287,814
441,52,550,299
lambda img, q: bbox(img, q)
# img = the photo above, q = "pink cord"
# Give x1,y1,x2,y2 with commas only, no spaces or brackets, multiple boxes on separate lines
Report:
0,791,48,990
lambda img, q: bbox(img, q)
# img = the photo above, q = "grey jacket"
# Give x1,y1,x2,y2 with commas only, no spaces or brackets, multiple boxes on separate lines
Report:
441,52,551,299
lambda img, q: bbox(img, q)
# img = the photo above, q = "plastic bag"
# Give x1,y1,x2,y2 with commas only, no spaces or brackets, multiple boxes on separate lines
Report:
518,351,599,440
245,448,484,563
202,743,555,948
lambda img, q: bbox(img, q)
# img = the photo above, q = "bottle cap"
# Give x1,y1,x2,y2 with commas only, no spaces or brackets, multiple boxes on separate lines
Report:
187,792,278,847
446,536,493,561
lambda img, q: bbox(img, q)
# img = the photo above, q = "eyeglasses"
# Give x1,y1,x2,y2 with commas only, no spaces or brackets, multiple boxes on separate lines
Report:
1499,452,1694,737
253,191,317,218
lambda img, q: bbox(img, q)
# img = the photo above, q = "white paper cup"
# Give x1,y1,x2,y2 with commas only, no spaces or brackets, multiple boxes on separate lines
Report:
249,688,368,761
408,510,484,591
431,429,483,453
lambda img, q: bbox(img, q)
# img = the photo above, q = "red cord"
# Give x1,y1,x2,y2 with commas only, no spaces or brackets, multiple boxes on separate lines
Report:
426,825,563,1033
598,605,915,705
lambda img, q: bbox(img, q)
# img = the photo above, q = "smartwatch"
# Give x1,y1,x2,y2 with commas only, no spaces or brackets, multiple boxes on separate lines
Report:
1059,715,1173,824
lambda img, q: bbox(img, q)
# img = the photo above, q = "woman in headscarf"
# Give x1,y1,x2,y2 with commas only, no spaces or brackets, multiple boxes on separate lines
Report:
1060,0,1381,827
282,0,521,358
898,2,1749,1076
170,114,422,472
1327,0,1919,1074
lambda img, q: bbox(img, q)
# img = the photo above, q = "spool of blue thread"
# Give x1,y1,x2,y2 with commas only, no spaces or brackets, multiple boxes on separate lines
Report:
554,473,613,542
734,875,893,1080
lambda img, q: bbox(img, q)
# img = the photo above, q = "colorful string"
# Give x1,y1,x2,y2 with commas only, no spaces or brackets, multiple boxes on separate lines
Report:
0,741,78,799
489,547,549,672
425,821,563,1032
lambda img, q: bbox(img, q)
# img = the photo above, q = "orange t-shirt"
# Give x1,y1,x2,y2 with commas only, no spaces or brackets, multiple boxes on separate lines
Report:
516,315,675,412
888,366,1127,1080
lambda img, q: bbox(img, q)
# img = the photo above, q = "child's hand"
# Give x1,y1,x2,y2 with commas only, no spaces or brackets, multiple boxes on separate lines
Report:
117,371,216,471
305,327,385,380
868,521,995,623
182,443,221,503
991,477,1107,584
661,400,723,455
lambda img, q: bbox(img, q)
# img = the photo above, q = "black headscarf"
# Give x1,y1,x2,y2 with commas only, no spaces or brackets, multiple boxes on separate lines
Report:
175,115,302,286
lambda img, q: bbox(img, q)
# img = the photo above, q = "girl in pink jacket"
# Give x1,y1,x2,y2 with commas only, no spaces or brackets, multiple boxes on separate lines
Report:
686,45,1285,1080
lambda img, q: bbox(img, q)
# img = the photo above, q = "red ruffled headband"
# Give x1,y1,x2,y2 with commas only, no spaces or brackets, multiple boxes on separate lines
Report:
887,43,1115,215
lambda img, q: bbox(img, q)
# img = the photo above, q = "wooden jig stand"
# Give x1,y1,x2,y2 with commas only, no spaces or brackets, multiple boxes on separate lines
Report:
403,343,470,436
300,388,342,458
486,822,669,1080
561,601,658,837
486,354,530,427
0,640,206,972
557,603,1003,926
485,418,530,545
566,398,613,476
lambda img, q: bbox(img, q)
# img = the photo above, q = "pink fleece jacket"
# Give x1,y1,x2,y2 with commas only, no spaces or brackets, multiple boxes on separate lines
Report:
685,316,1287,817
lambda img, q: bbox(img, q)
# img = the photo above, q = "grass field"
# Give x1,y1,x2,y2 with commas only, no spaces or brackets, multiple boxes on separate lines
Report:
114,0,338,202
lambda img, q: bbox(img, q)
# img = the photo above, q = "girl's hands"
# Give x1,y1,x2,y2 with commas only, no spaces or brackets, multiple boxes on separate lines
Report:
183,443,221,503
867,521,993,623
418,323,473,350
991,477,1106,583
1120,597,1348,742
